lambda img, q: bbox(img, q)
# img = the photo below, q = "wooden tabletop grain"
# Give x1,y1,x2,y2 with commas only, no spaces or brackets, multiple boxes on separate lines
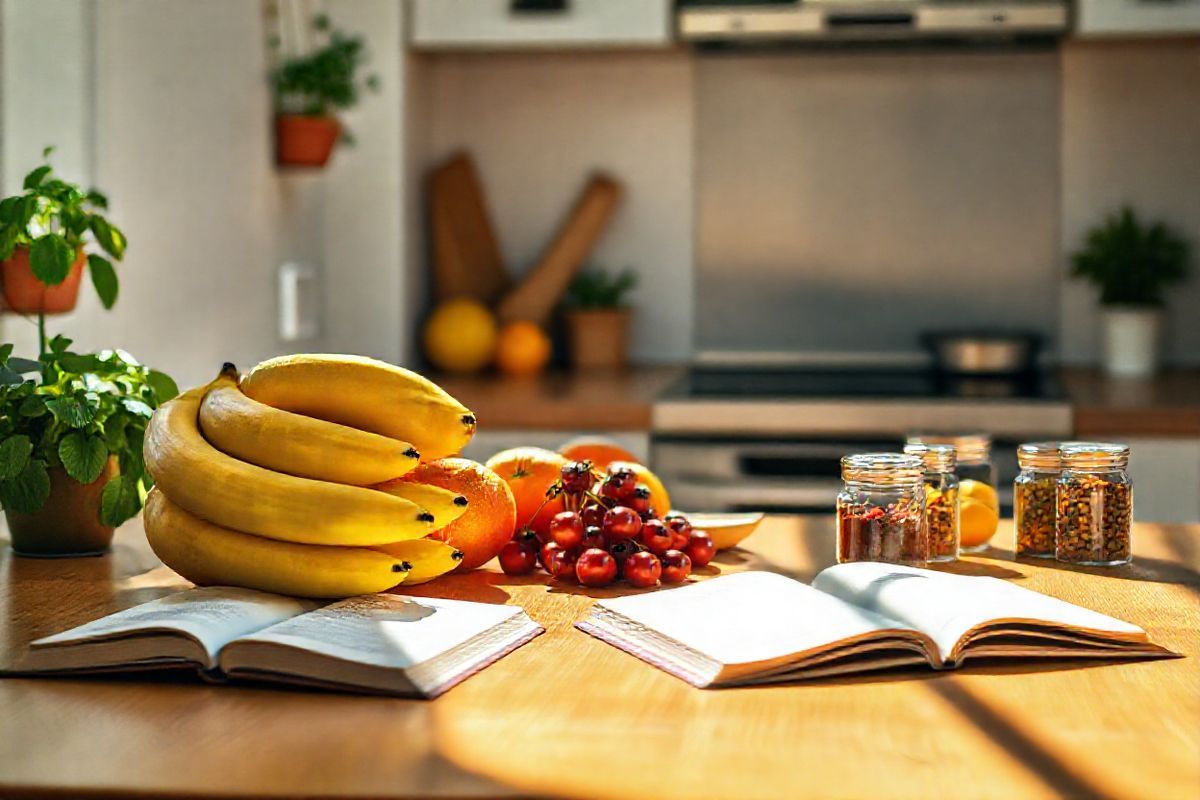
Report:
1,517,1198,800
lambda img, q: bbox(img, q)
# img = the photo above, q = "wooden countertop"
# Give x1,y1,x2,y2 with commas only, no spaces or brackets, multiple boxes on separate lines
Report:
435,366,1200,438
2,518,1197,800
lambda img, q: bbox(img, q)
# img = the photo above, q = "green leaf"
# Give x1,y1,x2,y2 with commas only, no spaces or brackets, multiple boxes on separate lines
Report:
100,475,141,527
44,396,96,428
120,398,154,418
55,352,105,373
86,189,108,209
0,435,33,480
19,196,38,226
87,254,119,308
0,368,22,386
23,165,52,190
0,197,20,223
0,344,11,364
146,370,179,403
59,432,108,484
49,334,73,353
0,224,17,260
0,459,51,514
19,395,47,417
42,145,54,159
6,357,41,374
89,217,126,260
103,420,127,453
29,234,75,286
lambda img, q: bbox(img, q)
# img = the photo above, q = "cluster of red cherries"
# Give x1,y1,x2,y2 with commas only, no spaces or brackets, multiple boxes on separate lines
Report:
498,461,715,588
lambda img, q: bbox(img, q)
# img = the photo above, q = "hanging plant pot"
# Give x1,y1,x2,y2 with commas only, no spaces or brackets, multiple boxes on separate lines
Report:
1,245,86,315
565,308,632,370
275,114,340,167
6,457,120,558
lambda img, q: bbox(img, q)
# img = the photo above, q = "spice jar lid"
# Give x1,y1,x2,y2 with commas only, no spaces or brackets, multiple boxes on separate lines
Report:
907,432,991,464
903,443,957,473
1061,442,1129,469
841,453,924,485
1017,441,1064,469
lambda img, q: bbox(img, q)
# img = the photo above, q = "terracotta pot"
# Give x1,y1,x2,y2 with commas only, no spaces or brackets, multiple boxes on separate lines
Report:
565,308,631,370
6,457,120,558
1,246,86,315
275,114,340,167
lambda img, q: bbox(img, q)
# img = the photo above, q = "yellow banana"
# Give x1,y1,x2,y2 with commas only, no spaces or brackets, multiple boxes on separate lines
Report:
240,354,476,460
145,383,435,546
199,364,421,486
373,479,469,528
145,489,410,598
373,538,464,585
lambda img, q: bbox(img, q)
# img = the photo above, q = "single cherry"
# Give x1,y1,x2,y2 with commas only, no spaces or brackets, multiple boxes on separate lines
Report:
546,546,579,582
539,541,562,571
560,461,594,495
624,551,662,589
549,511,585,549
580,503,608,529
639,519,673,555
660,549,692,583
685,531,716,567
606,466,638,495
603,506,642,541
598,474,629,502
665,514,693,550
626,484,653,516
498,541,537,575
575,548,618,587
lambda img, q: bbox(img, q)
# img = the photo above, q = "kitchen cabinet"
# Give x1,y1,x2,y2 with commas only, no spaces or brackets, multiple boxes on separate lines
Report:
410,0,673,50
1076,0,1200,35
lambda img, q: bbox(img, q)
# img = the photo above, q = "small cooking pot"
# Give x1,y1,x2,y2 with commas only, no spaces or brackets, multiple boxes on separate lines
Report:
921,330,1042,376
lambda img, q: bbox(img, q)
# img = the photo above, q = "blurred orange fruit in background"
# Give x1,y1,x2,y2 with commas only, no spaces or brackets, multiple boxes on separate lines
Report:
485,446,567,535
559,436,638,471
495,321,551,377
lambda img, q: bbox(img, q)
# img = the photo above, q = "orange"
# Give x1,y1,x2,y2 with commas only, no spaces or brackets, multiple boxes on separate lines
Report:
422,298,497,373
960,496,1000,548
559,436,638,471
379,458,516,571
606,460,672,519
495,321,551,377
485,446,567,535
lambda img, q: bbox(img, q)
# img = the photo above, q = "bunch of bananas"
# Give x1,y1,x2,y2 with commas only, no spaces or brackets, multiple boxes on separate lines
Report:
143,355,478,598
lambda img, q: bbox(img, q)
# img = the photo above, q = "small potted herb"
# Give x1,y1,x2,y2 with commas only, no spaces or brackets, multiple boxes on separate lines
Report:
270,14,379,168
0,147,124,315
1071,206,1192,377
0,338,177,557
563,268,637,370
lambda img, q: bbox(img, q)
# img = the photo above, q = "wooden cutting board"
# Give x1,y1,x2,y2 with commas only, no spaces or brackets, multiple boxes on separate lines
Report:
496,173,621,325
427,152,511,304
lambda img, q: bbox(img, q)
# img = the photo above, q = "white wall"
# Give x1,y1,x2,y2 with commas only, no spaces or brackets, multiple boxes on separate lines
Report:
419,50,695,364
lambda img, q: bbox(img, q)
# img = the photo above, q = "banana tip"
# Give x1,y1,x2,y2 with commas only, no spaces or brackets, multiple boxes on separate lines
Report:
451,550,464,561
461,414,476,427
394,561,412,573
453,495,468,507
418,512,436,523
403,447,420,460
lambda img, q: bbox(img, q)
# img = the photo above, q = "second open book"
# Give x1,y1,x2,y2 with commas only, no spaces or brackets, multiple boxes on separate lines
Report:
577,564,1176,688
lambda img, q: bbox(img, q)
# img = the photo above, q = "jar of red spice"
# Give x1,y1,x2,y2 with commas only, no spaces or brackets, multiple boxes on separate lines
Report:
903,443,960,563
837,453,928,566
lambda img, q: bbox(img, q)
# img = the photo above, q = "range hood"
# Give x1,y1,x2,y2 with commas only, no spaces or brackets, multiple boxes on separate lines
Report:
677,0,1068,44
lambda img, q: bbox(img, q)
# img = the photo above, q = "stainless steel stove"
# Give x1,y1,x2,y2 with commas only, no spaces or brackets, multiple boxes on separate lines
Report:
651,366,1071,514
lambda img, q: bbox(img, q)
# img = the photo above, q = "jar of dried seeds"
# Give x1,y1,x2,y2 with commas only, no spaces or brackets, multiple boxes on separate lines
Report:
837,453,928,566
1015,442,1061,558
904,443,960,562
1056,443,1133,566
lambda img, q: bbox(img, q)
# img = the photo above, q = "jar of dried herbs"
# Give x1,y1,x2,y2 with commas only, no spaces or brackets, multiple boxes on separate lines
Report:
904,443,959,562
1056,443,1133,566
1015,442,1062,558
837,453,928,567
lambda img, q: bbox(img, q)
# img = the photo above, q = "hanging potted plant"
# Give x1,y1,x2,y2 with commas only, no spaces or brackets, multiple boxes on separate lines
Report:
0,147,124,315
563,268,638,370
0,338,177,557
270,14,378,168
1071,207,1192,377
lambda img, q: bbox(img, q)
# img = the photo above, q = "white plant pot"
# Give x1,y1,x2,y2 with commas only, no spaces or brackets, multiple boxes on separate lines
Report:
1101,306,1162,378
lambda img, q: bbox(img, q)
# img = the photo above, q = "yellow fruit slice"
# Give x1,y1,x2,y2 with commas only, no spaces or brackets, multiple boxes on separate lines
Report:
145,384,435,546
199,365,421,486
373,480,469,529
145,489,410,598
241,354,476,460
959,479,999,512
960,497,1000,548
373,538,464,585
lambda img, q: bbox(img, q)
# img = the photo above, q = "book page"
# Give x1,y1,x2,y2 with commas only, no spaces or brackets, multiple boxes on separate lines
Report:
591,571,918,668
224,594,526,671
30,587,316,668
812,563,1146,662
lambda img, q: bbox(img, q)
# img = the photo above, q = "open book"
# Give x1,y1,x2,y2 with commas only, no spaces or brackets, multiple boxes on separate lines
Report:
14,587,541,698
578,565,1176,688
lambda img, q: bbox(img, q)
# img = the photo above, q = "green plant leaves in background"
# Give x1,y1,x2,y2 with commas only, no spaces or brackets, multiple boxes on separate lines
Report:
22,165,52,190
0,435,33,480
87,254,119,308
59,432,108,485
88,217,126,260
44,396,97,428
0,459,51,514
146,370,179,403
29,233,75,285
100,475,140,528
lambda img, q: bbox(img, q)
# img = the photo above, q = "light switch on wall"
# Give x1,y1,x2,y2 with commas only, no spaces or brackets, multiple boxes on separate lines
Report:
278,261,320,342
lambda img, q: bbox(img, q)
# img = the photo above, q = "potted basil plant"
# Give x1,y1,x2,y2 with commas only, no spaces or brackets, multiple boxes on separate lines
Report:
0,147,124,315
1071,207,1192,377
563,268,638,370
0,338,177,557
270,14,379,168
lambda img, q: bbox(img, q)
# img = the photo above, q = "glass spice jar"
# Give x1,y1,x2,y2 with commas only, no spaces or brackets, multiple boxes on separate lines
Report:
837,453,928,566
908,432,996,553
1056,443,1133,566
903,443,960,562
1014,442,1062,558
